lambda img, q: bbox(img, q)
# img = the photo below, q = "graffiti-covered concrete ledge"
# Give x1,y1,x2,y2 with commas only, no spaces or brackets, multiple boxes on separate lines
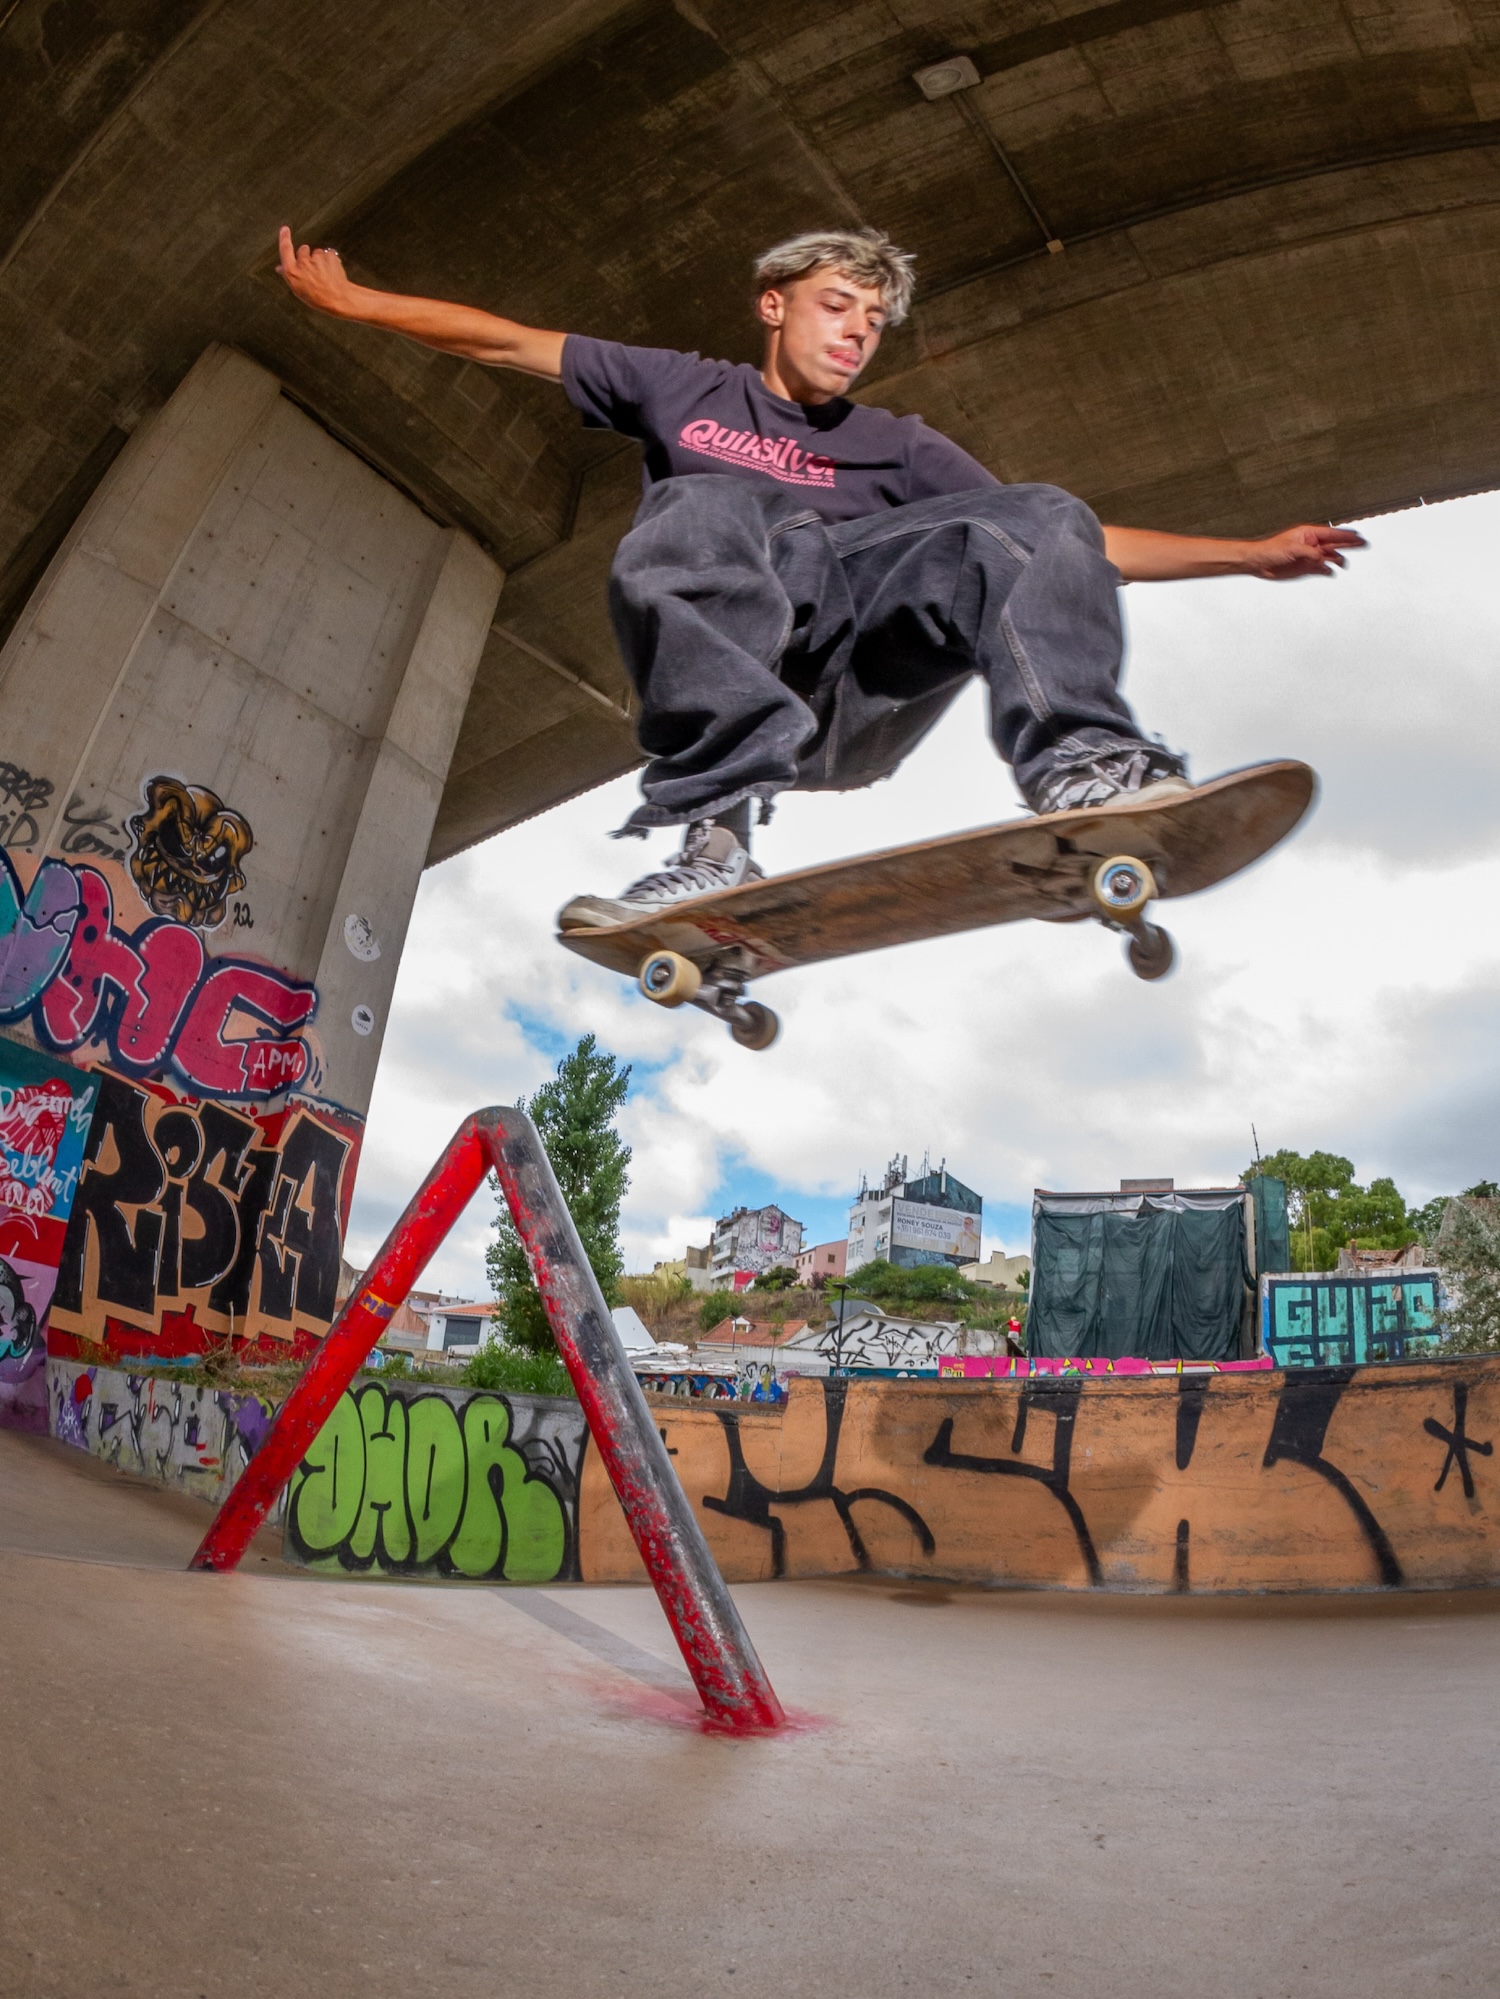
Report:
45,1356,1500,1595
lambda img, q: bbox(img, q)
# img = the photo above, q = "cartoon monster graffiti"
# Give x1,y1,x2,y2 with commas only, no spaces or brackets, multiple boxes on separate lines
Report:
128,777,253,930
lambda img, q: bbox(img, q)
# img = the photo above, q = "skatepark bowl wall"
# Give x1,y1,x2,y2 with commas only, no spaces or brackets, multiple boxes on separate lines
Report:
41,1354,1500,1594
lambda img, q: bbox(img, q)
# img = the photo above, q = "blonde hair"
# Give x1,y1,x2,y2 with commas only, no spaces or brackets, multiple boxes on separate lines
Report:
752,228,916,326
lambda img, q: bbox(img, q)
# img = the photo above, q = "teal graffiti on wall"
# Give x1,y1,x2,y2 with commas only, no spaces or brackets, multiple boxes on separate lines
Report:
285,1381,585,1581
1263,1273,1441,1369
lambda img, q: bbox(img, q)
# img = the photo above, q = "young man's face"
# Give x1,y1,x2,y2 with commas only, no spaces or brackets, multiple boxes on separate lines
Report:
758,266,888,399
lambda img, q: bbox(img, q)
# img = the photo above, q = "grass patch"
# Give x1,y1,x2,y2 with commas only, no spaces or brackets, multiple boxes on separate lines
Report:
460,1340,576,1398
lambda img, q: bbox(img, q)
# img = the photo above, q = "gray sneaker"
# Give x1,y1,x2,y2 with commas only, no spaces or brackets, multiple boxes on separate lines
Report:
1027,742,1192,817
558,820,764,931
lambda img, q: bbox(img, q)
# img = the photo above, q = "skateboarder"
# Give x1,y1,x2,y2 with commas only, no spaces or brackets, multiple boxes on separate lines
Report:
278,225,1364,927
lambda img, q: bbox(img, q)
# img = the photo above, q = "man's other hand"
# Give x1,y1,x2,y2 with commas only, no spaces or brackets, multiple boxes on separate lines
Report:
1244,524,1368,580
277,227,359,317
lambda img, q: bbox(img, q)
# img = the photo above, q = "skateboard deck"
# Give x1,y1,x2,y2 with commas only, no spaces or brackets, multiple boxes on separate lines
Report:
558,760,1315,1046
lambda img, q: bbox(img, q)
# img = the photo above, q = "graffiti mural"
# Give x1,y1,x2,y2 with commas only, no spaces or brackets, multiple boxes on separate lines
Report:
1262,1272,1442,1367
0,770,321,1102
283,1379,586,1582
47,1356,281,1510
127,777,253,929
46,1069,359,1359
576,1361,1500,1593
0,1041,99,1431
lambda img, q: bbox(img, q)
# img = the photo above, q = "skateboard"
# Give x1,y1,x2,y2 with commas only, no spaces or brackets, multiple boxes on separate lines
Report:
557,760,1315,1050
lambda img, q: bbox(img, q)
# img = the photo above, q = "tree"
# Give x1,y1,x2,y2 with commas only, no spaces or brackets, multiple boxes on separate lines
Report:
486,1034,631,1353
749,1264,797,1292
1243,1148,1416,1269
1435,1199,1500,1353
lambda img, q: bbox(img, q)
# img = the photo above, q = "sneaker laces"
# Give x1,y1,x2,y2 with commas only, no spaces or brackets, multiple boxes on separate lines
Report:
621,821,742,902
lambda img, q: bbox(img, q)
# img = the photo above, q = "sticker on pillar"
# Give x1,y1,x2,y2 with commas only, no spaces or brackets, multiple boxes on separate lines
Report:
343,915,381,962
128,777,252,930
0,1040,100,1434
351,1006,375,1037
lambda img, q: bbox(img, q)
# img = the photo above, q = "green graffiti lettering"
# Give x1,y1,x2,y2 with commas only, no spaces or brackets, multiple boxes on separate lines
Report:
289,1391,365,1556
348,1385,411,1566
405,1394,466,1564
449,1395,565,1581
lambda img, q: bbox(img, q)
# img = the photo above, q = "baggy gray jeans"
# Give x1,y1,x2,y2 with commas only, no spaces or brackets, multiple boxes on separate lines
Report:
607,473,1151,833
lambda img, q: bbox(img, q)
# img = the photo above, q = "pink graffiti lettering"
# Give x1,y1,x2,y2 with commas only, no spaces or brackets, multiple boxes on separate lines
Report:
39,869,205,1070
677,419,837,488
172,963,314,1097
29,863,316,1101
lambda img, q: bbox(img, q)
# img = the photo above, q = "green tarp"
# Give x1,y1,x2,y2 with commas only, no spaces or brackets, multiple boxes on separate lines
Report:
1029,1199,1249,1361
1250,1175,1291,1276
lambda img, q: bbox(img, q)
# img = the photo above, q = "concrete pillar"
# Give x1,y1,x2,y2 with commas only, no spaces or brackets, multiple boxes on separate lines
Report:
0,346,501,1360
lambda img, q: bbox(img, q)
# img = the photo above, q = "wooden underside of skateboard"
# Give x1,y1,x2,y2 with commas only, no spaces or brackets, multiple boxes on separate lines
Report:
557,760,1316,1050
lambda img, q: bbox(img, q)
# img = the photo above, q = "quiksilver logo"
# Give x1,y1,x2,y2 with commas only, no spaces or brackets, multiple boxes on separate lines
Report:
679,419,837,487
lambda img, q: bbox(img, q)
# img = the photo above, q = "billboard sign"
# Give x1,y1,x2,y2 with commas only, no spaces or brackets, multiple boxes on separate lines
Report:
891,1199,980,1263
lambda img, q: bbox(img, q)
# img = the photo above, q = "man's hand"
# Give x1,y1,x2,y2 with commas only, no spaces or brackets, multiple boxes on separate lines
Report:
1103,521,1368,583
274,227,566,379
277,227,362,318
1242,523,1368,580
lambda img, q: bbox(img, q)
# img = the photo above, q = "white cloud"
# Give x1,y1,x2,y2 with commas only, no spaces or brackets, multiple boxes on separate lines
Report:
346,491,1500,1297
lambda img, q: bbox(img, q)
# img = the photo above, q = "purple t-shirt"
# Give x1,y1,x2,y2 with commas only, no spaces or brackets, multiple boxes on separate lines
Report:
562,336,998,526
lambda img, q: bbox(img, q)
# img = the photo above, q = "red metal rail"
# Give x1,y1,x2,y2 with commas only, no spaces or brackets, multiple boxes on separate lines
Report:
190,1106,784,1732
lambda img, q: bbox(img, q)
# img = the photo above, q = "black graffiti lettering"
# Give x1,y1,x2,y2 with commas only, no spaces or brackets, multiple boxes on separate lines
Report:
1424,1382,1493,1500
54,1074,166,1316
182,1104,257,1296
54,1082,354,1336
0,762,54,850
231,901,254,931
255,1114,349,1325
925,1379,1103,1585
1262,1369,1404,1585
702,1378,934,1578
208,1144,277,1318
58,793,129,862
1173,1517,1191,1592
1176,1373,1209,1470
150,1108,203,1299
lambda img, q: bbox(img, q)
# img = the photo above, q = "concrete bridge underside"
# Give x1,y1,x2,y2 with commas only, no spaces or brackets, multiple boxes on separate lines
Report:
4,0,1497,859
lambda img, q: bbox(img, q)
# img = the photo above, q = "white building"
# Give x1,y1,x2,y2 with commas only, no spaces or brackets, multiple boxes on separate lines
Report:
846,1157,982,1275
960,1251,1031,1290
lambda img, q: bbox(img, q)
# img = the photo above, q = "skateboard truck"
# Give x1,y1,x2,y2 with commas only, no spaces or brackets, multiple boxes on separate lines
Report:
638,950,781,1050
1089,855,1175,982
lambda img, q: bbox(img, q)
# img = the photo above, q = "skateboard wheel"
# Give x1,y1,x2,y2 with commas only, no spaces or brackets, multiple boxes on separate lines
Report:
1092,854,1156,920
1127,923,1175,982
729,1001,780,1051
638,950,702,1008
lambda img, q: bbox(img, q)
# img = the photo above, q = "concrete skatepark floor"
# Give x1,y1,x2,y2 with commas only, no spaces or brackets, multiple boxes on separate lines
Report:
4,1426,1499,1998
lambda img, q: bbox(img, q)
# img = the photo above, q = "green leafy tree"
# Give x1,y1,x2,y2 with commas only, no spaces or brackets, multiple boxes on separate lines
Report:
836,1259,978,1309
698,1289,738,1333
1244,1149,1416,1268
486,1034,631,1354
1435,1199,1500,1353
749,1264,797,1292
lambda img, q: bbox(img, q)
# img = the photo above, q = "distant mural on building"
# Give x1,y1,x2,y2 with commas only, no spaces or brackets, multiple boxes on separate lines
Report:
0,1040,99,1431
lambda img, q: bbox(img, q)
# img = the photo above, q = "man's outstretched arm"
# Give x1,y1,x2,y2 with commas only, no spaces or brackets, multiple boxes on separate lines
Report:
1103,521,1367,583
276,228,566,380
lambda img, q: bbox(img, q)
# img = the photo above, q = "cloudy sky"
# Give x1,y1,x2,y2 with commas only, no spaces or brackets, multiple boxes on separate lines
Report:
343,489,1500,1301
